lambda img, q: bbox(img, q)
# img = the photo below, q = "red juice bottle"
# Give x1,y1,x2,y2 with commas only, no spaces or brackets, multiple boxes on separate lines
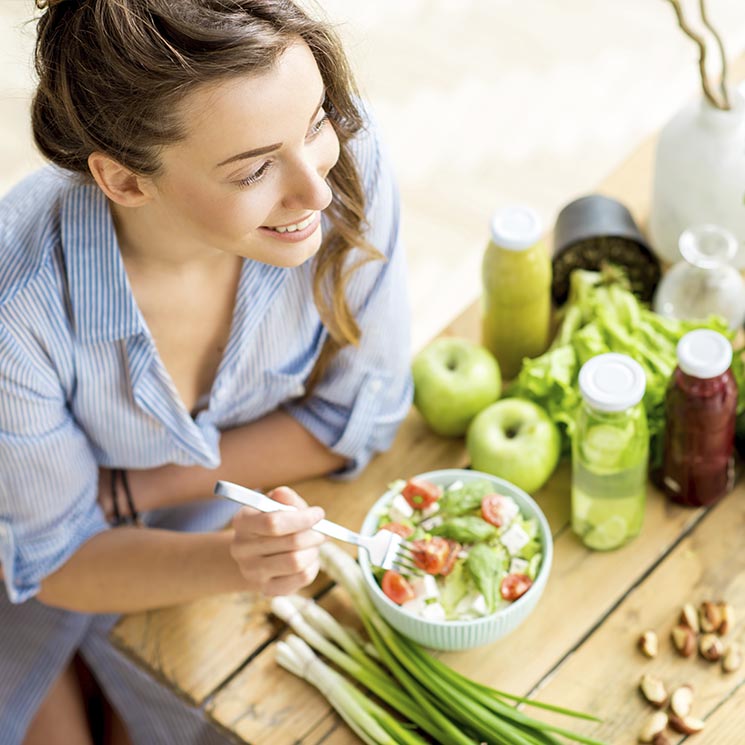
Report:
661,330,737,507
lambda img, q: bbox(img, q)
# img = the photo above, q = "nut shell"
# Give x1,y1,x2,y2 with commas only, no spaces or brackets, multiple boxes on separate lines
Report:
639,674,668,708
651,734,671,745
638,630,658,658
700,601,722,634
669,714,705,735
723,643,743,673
669,684,694,718
680,603,700,633
699,633,724,662
639,711,668,743
671,624,696,657
719,602,734,635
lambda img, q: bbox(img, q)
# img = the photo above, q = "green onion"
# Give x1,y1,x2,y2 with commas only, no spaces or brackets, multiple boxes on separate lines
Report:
318,543,609,745
276,635,393,745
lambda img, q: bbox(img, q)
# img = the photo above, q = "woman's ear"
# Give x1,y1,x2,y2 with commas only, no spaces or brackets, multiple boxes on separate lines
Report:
88,152,155,207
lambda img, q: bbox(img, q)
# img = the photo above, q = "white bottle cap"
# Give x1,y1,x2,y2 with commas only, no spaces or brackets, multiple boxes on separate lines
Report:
579,353,647,412
489,205,542,251
677,329,732,379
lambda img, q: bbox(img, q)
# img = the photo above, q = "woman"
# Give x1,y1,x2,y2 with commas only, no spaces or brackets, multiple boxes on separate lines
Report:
0,1,412,743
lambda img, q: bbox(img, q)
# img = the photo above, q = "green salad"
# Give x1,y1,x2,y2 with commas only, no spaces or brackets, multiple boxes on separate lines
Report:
373,477,543,621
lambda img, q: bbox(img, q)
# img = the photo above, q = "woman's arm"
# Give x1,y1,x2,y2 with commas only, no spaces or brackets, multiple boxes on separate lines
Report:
37,486,325,614
126,409,346,514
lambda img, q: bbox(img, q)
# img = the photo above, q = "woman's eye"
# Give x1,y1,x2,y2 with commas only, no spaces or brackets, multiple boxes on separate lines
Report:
307,112,328,139
237,161,272,188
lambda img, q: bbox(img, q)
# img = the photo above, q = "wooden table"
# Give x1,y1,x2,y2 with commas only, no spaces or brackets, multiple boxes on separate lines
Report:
111,61,745,745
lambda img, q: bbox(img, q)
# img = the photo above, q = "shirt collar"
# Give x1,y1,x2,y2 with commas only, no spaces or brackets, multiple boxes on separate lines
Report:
60,182,144,342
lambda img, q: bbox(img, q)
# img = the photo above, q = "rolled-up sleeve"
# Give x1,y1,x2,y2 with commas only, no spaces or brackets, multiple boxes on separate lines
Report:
0,323,107,603
283,121,413,478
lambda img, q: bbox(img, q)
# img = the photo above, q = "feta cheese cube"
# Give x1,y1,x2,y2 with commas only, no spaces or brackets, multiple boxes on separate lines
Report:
421,601,446,622
497,497,520,527
509,557,529,575
500,523,530,556
420,515,443,531
446,480,464,492
409,574,439,601
455,591,482,616
400,597,427,618
472,594,488,616
389,494,414,522
421,501,440,519
423,575,439,599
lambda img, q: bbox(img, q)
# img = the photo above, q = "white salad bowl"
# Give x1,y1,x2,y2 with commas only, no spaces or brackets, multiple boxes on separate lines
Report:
358,468,553,651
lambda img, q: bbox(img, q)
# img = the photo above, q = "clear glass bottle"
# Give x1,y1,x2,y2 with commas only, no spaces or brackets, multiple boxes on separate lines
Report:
481,205,551,380
661,330,737,507
652,224,745,330
572,354,649,551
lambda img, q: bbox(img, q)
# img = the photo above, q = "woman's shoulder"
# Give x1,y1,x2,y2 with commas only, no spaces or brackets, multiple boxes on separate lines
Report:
0,166,74,308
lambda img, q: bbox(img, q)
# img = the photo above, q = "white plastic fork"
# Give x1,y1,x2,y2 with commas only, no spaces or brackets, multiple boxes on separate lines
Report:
214,480,421,575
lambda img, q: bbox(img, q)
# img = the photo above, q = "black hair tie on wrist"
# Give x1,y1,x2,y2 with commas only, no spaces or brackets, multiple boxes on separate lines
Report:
110,469,141,526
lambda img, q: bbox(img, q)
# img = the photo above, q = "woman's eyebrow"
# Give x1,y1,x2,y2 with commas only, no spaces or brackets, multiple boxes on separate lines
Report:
215,90,327,169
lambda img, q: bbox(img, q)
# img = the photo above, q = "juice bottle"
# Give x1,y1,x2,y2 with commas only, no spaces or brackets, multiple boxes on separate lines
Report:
481,205,551,380
661,329,737,507
572,354,649,551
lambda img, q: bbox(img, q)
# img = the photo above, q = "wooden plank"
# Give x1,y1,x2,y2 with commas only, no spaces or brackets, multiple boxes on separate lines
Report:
689,679,745,745
509,488,745,745
110,592,277,706
110,575,330,706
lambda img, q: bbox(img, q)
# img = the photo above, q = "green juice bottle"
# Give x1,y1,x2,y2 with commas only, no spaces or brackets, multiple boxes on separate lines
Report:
572,353,649,551
481,205,551,380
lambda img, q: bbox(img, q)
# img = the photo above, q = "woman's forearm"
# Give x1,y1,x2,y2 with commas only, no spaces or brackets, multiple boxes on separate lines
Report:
133,409,346,510
37,527,245,614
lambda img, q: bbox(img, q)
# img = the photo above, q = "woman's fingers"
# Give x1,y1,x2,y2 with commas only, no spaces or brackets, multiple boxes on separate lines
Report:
228,485,326,595
232,503,324,538
232,529,325,561
267,486,308,509
261,559,321,597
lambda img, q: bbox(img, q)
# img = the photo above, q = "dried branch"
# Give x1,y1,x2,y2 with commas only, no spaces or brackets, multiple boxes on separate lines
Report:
665,0,725,110
698,0,730,109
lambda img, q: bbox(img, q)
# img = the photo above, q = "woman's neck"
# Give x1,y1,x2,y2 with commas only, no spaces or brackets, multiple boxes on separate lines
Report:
109,199,231,275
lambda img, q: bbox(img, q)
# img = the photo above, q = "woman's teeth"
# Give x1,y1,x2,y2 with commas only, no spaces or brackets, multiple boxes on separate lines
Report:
267,213,316,233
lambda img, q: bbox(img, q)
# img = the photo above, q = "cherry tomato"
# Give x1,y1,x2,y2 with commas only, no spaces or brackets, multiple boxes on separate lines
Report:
439,540,462,577
402,478,442,510
380,522,414,538
410,537,451,574
500,573,533,601
381,570,415,605
481,493,512,528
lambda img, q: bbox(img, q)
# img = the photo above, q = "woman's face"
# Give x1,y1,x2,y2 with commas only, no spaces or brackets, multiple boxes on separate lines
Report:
147,40,340,268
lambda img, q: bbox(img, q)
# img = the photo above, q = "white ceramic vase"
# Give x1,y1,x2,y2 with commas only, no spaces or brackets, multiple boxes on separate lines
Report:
649,89,745,268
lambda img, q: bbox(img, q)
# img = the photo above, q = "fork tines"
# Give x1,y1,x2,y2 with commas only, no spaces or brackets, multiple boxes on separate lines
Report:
385,538,422,576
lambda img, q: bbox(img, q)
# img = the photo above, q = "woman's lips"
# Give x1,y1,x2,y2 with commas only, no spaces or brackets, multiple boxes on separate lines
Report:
258,212,321,243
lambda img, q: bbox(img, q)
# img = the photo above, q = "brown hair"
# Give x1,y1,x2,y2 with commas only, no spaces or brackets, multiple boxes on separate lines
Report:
32,0,382,396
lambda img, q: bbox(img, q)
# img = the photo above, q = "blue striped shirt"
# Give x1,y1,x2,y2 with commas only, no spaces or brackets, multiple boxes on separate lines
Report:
0,122,413,604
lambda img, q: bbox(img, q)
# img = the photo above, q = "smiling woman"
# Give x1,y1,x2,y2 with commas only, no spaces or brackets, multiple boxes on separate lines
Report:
0,1,412,744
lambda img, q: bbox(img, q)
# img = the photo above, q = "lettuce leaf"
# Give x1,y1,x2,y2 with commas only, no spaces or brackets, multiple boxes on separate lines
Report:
508,267,743,467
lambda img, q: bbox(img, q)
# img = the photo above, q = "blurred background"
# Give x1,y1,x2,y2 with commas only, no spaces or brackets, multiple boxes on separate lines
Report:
2,0,745,350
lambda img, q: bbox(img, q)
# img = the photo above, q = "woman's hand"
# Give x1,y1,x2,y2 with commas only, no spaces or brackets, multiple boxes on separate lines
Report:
229,486,326,596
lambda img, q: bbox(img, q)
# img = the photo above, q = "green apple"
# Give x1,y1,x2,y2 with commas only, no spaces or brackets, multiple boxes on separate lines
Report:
466,398,560,493
412,337,501,437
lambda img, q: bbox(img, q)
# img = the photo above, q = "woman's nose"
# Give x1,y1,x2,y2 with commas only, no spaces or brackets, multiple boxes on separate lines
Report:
281,157,334,213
